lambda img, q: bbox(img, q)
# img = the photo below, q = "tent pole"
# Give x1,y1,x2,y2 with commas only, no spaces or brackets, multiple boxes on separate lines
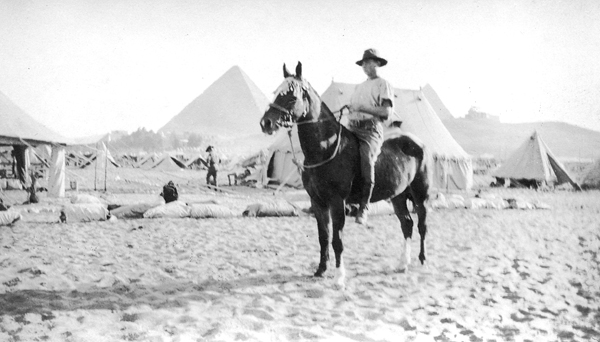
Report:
274,168,298,195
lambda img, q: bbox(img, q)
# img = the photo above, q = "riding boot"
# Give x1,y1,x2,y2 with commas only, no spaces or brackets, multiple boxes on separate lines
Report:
356,181,374,225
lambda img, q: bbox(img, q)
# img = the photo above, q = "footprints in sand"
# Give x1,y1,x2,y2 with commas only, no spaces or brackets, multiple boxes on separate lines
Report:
1,192,599,341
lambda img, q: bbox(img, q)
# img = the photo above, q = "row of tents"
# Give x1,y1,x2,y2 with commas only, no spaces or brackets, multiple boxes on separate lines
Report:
3,63,600,194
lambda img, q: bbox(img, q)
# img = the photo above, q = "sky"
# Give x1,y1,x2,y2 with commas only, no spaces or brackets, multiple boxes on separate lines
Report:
1,0,599,138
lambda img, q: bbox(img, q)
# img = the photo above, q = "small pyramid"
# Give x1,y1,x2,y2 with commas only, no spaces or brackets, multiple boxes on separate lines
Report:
160,66,270,137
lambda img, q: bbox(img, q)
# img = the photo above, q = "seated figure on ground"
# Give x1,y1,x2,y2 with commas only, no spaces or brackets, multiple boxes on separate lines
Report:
160,181,178,203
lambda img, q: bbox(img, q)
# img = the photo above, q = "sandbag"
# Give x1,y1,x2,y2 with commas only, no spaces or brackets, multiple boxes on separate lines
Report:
110,202,161,219
62,203,109,222
143,200,190,219
243,201,298,217
506,198,535,210
189,204,235,219
446,197,465,209
0,211,21,225
70,194,103,204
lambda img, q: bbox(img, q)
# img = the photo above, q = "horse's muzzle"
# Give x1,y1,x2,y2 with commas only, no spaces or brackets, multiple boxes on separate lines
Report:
260,117,275,135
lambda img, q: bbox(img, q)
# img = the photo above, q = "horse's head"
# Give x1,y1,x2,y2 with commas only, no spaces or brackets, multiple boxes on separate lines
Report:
260,62,316,135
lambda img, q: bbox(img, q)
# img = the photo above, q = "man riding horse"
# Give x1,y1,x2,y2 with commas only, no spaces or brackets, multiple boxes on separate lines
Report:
348,49,394,225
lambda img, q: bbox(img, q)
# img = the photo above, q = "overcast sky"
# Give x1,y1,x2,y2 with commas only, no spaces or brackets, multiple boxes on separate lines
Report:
1,0,599,138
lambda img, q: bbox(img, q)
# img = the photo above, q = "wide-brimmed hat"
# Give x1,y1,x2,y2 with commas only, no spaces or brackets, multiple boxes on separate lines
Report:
206,145,214,152
356,48,388,67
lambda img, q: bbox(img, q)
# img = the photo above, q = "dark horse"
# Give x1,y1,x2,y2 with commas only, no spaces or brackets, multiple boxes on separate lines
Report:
260,62,430,287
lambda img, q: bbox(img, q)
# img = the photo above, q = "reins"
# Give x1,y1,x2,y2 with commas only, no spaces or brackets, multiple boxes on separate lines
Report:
282,105,348,172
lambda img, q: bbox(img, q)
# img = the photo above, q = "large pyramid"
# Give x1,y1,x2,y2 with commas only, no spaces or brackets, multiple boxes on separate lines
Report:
160,66,270,137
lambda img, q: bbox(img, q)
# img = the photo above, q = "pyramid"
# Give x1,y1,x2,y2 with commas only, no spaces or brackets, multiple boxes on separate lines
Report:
0,90,69,145
160,66,270,137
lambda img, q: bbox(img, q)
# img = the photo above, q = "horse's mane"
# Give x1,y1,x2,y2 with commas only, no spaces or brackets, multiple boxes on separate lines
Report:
275,76,338,122
304,80,337,121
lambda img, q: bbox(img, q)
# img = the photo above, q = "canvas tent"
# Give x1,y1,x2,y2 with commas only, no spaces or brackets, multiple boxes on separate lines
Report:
421,84,454,121
266,127,303,187
1,90,68,196
160,66,270,137
0,90,69,146
243,126,304,188
492,131,580,189
151,155,185,170
185,155,207,169
320,82,473,190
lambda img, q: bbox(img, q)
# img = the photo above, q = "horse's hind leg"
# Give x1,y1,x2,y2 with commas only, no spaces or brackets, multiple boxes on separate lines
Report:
412,190,428,265
330,197,346,288
391,193,413,271
312,199,331,277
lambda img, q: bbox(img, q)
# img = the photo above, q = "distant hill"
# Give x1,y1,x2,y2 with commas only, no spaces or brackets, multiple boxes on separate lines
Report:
442,119,600,161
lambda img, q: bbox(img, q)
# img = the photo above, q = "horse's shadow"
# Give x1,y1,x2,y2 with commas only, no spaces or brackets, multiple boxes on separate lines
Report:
0,273,315,317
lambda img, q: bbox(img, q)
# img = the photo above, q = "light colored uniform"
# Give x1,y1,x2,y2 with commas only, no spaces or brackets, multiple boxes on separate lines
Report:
348,77,394,206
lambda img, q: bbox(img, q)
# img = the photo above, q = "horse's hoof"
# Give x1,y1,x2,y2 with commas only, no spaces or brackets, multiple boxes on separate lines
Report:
314,269,326,277
419,254,426,265
333,281,345,290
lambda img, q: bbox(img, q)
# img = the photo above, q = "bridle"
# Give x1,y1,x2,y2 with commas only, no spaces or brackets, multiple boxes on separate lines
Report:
267,91,348,171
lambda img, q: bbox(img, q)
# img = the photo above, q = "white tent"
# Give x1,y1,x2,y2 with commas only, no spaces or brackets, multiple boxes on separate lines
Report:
321,82,473,190
243,127,303,188
266,127,303,188
492,131,581,189
0,89,68,196
151,155,185,170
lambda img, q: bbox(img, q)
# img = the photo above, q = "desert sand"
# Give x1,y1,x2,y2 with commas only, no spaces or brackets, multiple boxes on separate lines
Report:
0,168,599,342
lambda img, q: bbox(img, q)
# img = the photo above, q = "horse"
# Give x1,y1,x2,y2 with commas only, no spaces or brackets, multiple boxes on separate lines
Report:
260,62,431,288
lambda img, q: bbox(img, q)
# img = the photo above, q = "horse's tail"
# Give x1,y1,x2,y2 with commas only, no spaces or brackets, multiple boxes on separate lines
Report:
397,131,431,202
416,143,432,202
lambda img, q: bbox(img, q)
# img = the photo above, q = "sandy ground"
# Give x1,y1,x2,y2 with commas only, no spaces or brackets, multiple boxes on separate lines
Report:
0,169,599,341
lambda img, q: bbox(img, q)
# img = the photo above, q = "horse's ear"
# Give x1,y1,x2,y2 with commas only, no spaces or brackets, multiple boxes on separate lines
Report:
295,62,302,78
283,64,292,78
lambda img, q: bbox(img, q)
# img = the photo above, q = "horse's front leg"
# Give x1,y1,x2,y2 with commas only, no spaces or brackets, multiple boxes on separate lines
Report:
331,197,346,288
312,199,331,277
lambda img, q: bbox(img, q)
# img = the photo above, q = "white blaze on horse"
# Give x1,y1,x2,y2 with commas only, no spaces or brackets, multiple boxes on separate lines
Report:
260,62,431,288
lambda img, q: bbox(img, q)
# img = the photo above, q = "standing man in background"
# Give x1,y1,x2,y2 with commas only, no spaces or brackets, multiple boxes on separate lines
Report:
205,145,220,186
